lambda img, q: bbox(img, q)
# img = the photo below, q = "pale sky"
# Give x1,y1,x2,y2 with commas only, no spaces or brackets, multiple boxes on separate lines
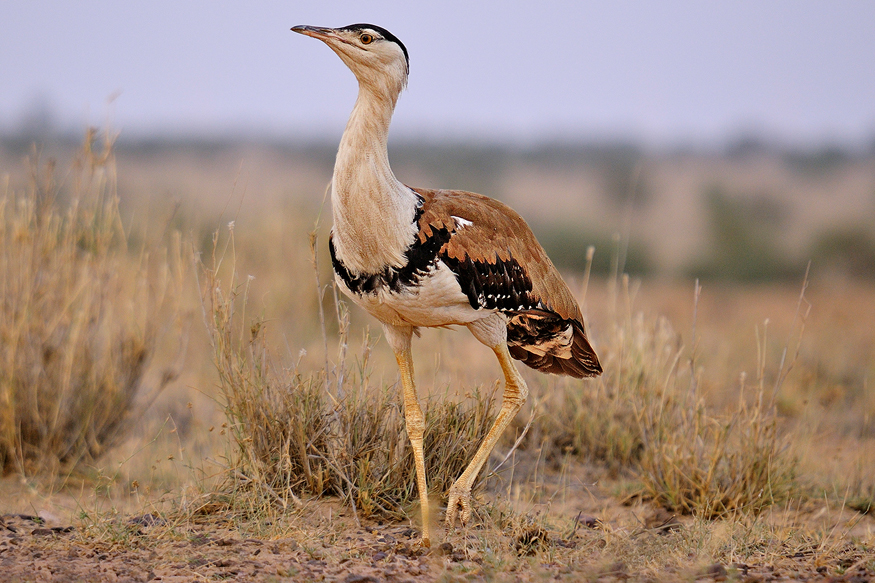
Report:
2,1,874,146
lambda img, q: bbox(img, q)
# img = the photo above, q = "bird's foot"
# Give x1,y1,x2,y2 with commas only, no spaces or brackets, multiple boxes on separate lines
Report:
445,483,473,528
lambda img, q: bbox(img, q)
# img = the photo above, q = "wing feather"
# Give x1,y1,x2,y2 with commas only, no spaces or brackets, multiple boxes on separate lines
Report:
412,187,601,378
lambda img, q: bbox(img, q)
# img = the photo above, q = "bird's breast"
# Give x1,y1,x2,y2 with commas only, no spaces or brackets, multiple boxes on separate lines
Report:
328,219,449,296
329,232,481,328
337,262,482,328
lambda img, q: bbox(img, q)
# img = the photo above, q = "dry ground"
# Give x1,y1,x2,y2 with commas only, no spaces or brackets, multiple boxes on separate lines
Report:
2,274,874,581
1,455,873,582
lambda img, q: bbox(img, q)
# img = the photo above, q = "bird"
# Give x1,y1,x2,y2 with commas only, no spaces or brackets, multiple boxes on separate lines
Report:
291,23,601,547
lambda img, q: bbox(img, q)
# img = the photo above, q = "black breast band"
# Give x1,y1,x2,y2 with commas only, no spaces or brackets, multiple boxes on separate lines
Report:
329,225,453,295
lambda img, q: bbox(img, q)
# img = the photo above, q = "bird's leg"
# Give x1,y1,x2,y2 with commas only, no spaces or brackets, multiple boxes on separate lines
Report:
388,330,431,548
446,341,528,527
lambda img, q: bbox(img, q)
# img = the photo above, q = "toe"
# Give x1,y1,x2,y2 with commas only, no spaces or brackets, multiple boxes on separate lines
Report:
445,485,473,527
445,494,459,526
460,498,473,524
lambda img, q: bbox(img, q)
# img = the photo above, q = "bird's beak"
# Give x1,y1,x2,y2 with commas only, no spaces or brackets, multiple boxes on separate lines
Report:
291,25,337,42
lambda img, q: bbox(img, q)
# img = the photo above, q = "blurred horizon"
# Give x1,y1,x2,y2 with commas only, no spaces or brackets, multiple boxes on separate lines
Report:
4,125,874,284
3,2,875,149
3,2,875,285
4,125,875,160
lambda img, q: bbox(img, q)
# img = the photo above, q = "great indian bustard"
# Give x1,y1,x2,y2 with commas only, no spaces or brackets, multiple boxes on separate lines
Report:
291,23,602,546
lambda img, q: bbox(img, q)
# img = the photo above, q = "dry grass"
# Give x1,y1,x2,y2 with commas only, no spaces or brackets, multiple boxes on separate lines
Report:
525,276,797,518
0,131,184,476
638,390,795,518
0,137,873,581
530,301,684,468
634,280,801,517
199,227,497,522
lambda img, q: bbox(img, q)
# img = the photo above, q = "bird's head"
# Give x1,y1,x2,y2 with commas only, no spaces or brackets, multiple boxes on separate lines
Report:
292,24,409,96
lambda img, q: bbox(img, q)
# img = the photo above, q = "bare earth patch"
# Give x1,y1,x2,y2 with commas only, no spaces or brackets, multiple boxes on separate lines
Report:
2,462,873,583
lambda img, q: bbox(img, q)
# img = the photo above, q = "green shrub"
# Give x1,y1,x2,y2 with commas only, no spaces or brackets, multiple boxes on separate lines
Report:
688,185,802,281
808,227,875,279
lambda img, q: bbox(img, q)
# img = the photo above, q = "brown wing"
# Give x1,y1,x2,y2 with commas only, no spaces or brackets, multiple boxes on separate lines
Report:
412,187,602,378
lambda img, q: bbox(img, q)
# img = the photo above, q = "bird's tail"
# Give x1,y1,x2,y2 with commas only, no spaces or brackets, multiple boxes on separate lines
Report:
506,311,602,378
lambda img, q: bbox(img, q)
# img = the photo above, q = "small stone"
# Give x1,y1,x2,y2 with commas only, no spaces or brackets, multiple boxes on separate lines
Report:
129,514,165,528
189,534,210,546
577,513,601,529
702,563,728,581
584,516,601,528
436,542,453,556
31,528,54,536
602,561,627,578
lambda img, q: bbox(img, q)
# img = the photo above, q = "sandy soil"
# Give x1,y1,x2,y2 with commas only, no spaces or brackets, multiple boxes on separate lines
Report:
2,468,873,583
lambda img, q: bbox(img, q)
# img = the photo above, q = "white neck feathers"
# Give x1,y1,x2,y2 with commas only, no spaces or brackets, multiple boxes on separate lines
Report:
331,73,419,275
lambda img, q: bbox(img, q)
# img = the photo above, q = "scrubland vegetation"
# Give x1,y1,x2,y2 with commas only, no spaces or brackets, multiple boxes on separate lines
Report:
0,131,186,477
0,132,873,581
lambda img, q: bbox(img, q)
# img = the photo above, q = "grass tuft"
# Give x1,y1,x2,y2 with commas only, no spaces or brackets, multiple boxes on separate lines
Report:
199,228,496,520
0,130,184,476
530,278,685,469
637,281,800,517
639,387,795,517
530,275,798,517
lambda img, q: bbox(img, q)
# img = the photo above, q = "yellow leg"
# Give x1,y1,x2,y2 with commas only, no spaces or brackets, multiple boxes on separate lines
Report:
446,342,528,527
395,348,432,547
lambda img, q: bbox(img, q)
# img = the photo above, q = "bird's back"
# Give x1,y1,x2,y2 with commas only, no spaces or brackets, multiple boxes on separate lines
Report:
414,188,602,378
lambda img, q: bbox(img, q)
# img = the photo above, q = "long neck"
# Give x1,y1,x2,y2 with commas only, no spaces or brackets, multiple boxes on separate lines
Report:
331,82,419,274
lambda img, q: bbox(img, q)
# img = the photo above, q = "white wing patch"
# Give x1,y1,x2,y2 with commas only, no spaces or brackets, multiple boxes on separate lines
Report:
451,215,473,229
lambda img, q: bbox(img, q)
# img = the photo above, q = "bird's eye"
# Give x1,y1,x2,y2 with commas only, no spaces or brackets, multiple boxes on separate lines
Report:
360,33,374,44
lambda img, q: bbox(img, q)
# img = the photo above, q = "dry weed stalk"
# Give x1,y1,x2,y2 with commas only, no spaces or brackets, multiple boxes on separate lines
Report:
531,270,797,517
639,382,795,517
637,279,801,517
531,276,685,467
0,130,184,476
199,228,496,519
